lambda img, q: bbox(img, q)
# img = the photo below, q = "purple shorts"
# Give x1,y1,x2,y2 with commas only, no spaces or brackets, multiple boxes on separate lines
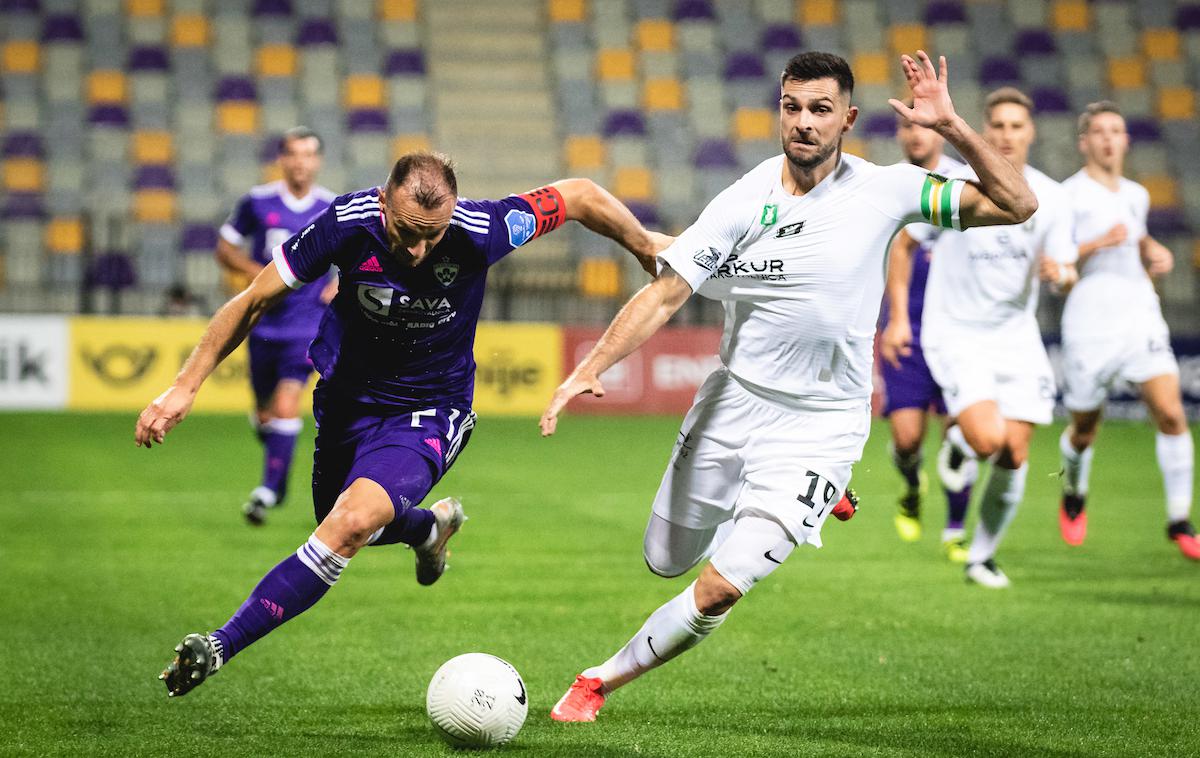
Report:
881,340,946,416
248,334,314,407
310,384,476,528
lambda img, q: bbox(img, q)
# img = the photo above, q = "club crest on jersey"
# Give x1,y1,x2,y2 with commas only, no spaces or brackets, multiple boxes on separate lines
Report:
692,247,722,271
776,221,805,238
433,259,459,287
759,204,778,226
505,209,537,248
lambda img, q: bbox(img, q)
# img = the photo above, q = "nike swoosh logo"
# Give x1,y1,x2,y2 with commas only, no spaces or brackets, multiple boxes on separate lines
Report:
763,549,782,565
514,678,527,706
802,515,817,528
647,636,667,662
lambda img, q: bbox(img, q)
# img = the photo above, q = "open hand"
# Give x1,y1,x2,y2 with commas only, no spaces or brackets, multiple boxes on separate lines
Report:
888,51,958,131
539,372,606,437
135,385,196,448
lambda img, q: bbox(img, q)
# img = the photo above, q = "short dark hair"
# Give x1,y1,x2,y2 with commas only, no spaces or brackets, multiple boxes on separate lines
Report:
278,125,322,154
984,87,1034,119
780,52,854,96
1077,100,1122,135
385,151,458,209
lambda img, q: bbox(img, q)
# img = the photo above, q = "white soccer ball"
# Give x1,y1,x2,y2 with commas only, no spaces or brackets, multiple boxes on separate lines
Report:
426,653,528,748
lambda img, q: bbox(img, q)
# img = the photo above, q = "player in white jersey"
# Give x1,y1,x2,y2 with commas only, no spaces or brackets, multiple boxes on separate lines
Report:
916,88,1078,588
877,110,974,560
1056,101,1198,559
539,51,1037,721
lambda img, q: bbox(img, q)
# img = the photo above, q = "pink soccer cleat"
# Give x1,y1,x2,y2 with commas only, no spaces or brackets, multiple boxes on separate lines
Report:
550,675,605,722
832,488,859,521
1059,494,1087,546
1168,520,1200,561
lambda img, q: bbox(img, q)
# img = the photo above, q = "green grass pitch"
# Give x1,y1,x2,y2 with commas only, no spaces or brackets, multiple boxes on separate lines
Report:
2,412,1198,757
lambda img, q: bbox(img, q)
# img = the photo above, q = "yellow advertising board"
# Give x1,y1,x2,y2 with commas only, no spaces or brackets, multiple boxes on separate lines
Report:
471,322,563,416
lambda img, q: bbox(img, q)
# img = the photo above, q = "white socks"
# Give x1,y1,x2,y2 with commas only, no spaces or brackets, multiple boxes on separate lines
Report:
296,533,351,586
947,425,977,460
1059,429,1093,497
1156,431,1195,523
967,463,1028,565
583,580,726,693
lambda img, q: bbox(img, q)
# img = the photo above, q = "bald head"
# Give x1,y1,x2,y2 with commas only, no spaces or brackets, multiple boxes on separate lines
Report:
384,151,458,209
379,152,458,267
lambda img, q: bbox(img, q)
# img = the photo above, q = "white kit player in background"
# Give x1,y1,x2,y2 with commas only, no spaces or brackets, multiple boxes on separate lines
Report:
538,51,1037,722
918,88,1078,589
1056,101,1198,560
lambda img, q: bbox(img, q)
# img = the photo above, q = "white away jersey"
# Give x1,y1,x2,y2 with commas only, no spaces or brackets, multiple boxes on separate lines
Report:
1060,170,1160,339
922,164,1075,334
657,153,965,407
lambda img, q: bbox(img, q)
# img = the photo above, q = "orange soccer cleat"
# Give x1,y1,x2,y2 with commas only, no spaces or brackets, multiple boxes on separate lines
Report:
550,675,605,722
1168,520,1200,561
1059,494,1087,546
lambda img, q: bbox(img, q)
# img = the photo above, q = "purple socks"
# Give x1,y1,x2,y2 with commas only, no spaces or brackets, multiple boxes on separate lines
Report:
945,486,972,531
258,417,302,502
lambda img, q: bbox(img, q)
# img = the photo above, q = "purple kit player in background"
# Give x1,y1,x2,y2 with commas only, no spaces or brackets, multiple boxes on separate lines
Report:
878,111,974,562
136,152,668,697
214,126,337,525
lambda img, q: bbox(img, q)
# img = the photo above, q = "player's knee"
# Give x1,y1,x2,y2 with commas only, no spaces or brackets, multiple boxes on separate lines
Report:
892,429,923,457
996,444,1028,469
693,565,742,616
1069,425,1097,450
642,541,693,578
966,430,1003,459
321,487,392,550
1154,407,1188,436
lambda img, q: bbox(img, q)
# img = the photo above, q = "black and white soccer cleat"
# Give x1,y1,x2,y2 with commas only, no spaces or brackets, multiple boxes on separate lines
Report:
159,633,221,698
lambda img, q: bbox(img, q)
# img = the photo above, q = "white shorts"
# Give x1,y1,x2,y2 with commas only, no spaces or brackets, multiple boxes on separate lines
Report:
650,367,870,548
923,327,1055,425
1062,318,1177,412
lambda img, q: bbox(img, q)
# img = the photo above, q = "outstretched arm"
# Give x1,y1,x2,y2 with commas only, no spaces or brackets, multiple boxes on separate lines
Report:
881,229,918,369
889,51,1038,227
552,178,674,276
540,267,693,436
214,237,264,279
135,265,290,447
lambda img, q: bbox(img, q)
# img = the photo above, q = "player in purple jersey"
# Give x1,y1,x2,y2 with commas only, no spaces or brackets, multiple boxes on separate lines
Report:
879,112,975,561
214,126,337,526
136,152,669,697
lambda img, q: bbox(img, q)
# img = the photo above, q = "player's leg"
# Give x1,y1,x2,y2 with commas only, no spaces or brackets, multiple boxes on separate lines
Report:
552,516,793,722
965,419,1033,588
1141,373,1198,559
1058,334,1114,546
242,336,283,523
933,415,971,562
889,408,928,542
1059,409,1101,546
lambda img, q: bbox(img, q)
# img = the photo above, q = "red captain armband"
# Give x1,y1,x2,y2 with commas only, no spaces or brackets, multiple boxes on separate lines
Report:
517,185,567,239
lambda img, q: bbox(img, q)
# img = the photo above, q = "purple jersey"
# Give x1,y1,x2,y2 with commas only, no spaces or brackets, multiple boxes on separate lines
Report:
272,186,566,409
221,181,336,341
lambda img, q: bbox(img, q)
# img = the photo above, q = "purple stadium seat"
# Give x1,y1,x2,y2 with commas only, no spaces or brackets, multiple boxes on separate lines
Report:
1,0,39,12
693,138,737,169
1,193,45,220
979,57,1021,86
1148,209,1189,236
88,105,130,127
128,46,170,72
1031,87,1070,113
3,131,44,158
602,109,647,137
252,0,293,16
924,1,967,25
673,0,714,21
88,253,137,290
761,24,802,51
625,201,660,227
133,165,175,190
258,135,282,164
1014,29,1056,56
296,19,338,46
863,113,896,137
181,224,218,253
1125,117,1163,143
724,52,765,80
347,109,389,132
384,49,426,76
41,15,84,42
215,76,257,102
1176,5,1200,30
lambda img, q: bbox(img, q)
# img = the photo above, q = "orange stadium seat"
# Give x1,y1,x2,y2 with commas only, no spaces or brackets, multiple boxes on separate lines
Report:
578,258,622,298
1051,0,1090,31
170,15,210,47
889,24,927,56
564,135,606,171
799,0,838,26
1142,29,1181,61
87,71,128,104
548,0,586,23
2,41,40,74
344,75,386,109
614,166,655,200
132,131,174,164
1107,57,1147,89
133,190,176,223
378,0,418,22
46,218,84,255
842,136,866,159
853,52,890,85
392,134,432,159
217,102,259,134
1158,87,1195,120
256,45,297,77
643,78,684,111
260,164,283,183
1141,176,1180,208
3,159,46,193
1193,240,1200,270
597,49,636,81
734,108,774,141
126,0,164,17
636,20,675,52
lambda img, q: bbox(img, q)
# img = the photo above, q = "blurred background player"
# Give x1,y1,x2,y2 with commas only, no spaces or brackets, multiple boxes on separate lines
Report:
138,153,668,697
1057,101,1198,559
540,51,1036,722
878,108,969,560
214,126,336,525
918,88,1077,588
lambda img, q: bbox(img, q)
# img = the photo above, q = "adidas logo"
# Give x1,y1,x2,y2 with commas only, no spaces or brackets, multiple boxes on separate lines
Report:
359,256,383,272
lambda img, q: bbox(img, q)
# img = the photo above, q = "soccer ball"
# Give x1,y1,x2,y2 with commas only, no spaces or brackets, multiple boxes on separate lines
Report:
426,653,528,748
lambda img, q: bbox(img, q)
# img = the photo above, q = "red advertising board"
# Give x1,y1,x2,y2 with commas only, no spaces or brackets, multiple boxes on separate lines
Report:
561,326,723,415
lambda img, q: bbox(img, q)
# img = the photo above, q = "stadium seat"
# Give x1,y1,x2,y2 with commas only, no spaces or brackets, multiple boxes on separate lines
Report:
889,23,926,55
132,130,172,164
636,19,675,51
170,14,209,47
598,49,637,81
853,52,889,85
1108,56,1147,89
1158,87,1196,120
614,166,655,200
378,0,418,22
45,216,84,254
344,74,386,109
132,189,176,223
733,108,772,141
256,44,297,77
1050,0,1088,31
925,1,967,25
2,40,40,74
87,70,127,104
3,158,46,193
578,257,622,298
643,77,684,110
217,102,259,134
799,0,838,26
565,135,606,171
1142,29,1180,61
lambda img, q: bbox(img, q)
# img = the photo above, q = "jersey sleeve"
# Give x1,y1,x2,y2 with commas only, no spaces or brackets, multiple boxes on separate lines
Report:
656,182,753,292
1041,189,1078,265
272,205,340,289
870,163,966,230
219,194,258,246
454,186,568,266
